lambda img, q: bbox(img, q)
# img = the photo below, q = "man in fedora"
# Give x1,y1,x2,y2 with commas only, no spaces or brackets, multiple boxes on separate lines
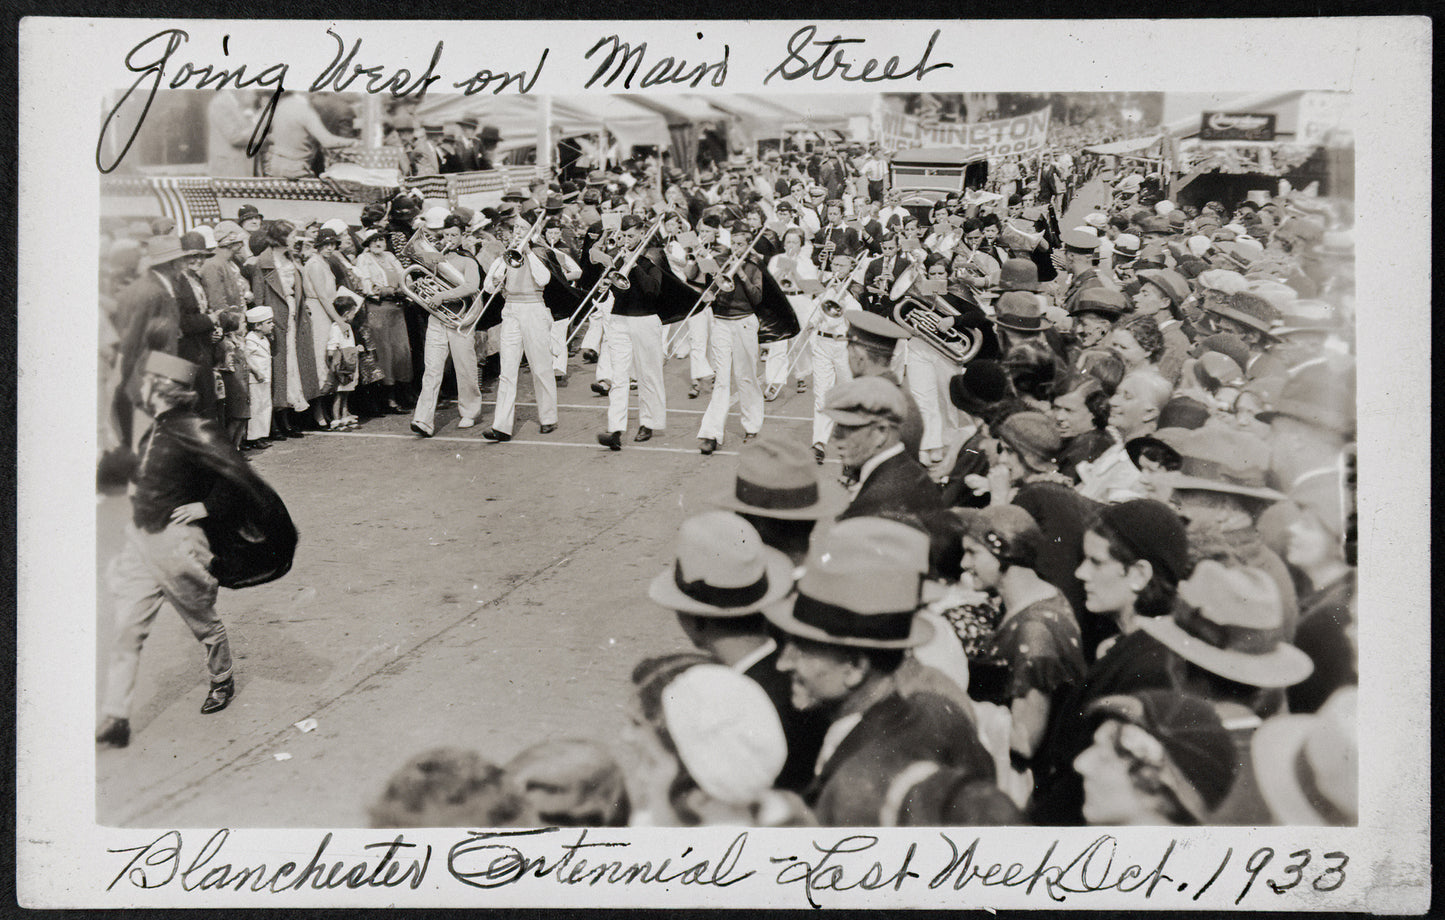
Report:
712,437,843,567
1133,268,1192,381
97,351,297,747
112,234,200,447
1139,560,1313,748
824,376,941,523
451,117,480,172
764,517,995,825
1154,427,1298,635
841,310,923,461
649,511,827,794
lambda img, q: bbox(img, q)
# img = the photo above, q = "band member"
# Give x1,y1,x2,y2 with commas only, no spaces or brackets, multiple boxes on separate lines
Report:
540,220,583,386
861,232,904,316
764,227,820,398
481,217,559,441
97,351,297,748
410,214,482,437
811,199,860,272
895,255,965,465
664,212,715,398
697,223,766,455
808,252,859,462
596,214,667,449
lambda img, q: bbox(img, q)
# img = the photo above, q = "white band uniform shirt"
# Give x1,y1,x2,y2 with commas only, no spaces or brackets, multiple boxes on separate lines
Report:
483,250,558,436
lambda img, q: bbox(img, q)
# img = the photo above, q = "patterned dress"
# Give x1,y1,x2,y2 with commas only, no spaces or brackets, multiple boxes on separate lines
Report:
969,593,1086,709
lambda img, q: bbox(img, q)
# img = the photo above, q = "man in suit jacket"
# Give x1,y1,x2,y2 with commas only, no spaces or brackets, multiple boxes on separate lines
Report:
811,199,860,272
822,376,943,523
762,516,995,826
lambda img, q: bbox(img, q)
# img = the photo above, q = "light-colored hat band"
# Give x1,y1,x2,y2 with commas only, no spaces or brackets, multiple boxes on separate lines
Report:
1176,605,1284,656
1293,746,1351,825
673,563,770,609
792,592,916,643
735,478,819,511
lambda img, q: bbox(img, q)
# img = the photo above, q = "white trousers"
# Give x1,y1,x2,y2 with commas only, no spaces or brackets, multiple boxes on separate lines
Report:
810,335,852,445
698,314,763,442
764,294,818,387
604,313,667,432
413,315,481,431
902,340,959,453
673,309,715,381
491,300,558,435
550,318,569,374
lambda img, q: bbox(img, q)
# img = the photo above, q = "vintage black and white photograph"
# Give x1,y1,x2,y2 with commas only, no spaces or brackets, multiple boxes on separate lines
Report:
18,16,1430,911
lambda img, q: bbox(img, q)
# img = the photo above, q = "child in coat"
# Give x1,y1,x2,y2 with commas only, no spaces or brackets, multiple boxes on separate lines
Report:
244,306,275,446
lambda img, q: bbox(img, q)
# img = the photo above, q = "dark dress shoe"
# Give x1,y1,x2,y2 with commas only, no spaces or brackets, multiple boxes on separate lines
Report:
269,430,290,441
581,348,599,363
480,428,511,442
590,381,611,396
688,382,701,399
201,677,235,714
96,716,130,747
556,374,569,388
287,428,305,438
742,432,758,443
634,426,653,442
597,431,623,451
699,438,718,455
813,442,826,465
410,421,433,438
539,424,557,434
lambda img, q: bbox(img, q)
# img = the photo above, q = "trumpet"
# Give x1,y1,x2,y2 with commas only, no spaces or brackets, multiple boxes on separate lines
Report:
892,294,983,367
399,229,485,335
565,212,666,346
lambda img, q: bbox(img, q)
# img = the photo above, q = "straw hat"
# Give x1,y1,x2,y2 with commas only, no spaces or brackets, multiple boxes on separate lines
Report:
764,517,932,649
647,512,794,617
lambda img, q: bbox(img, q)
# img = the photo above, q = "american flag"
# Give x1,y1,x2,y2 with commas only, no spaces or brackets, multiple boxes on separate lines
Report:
149,177,223,233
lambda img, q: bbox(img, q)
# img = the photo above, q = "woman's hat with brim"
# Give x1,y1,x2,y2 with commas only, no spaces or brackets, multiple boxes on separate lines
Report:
1254,358,1356,435
142,350,200,385
1249,686,1358,825
764,517,933,650
1138,560,1314,689
1071,286,1127,320
712,437,844,521
648,512,795,617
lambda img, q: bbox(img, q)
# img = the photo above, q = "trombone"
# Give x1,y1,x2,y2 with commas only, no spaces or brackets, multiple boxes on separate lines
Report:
761,276,846,401
473,212,549,324
663,225,768,355
565,212,666,347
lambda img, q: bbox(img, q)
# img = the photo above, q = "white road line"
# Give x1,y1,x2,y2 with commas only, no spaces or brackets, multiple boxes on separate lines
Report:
312,430,744,456
475,399,812,422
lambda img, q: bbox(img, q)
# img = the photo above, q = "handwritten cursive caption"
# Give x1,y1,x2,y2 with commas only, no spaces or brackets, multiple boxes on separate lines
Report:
106,828,1350,907
94,25,958,172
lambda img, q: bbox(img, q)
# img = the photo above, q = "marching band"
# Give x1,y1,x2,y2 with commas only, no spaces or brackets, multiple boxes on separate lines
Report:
345,150,1036,463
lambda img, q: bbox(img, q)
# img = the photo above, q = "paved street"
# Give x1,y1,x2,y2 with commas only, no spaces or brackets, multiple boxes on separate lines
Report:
96,350,824,827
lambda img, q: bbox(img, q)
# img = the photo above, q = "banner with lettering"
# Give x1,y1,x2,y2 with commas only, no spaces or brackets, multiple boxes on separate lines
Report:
879,107,1051,158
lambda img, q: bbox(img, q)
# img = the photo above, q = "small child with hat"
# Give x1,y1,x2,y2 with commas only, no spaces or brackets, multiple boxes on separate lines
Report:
326,289,364,429
243,306,274,447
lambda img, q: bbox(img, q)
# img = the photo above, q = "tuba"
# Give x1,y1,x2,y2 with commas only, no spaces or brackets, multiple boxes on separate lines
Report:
399,229,486,336
892,295,983,367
